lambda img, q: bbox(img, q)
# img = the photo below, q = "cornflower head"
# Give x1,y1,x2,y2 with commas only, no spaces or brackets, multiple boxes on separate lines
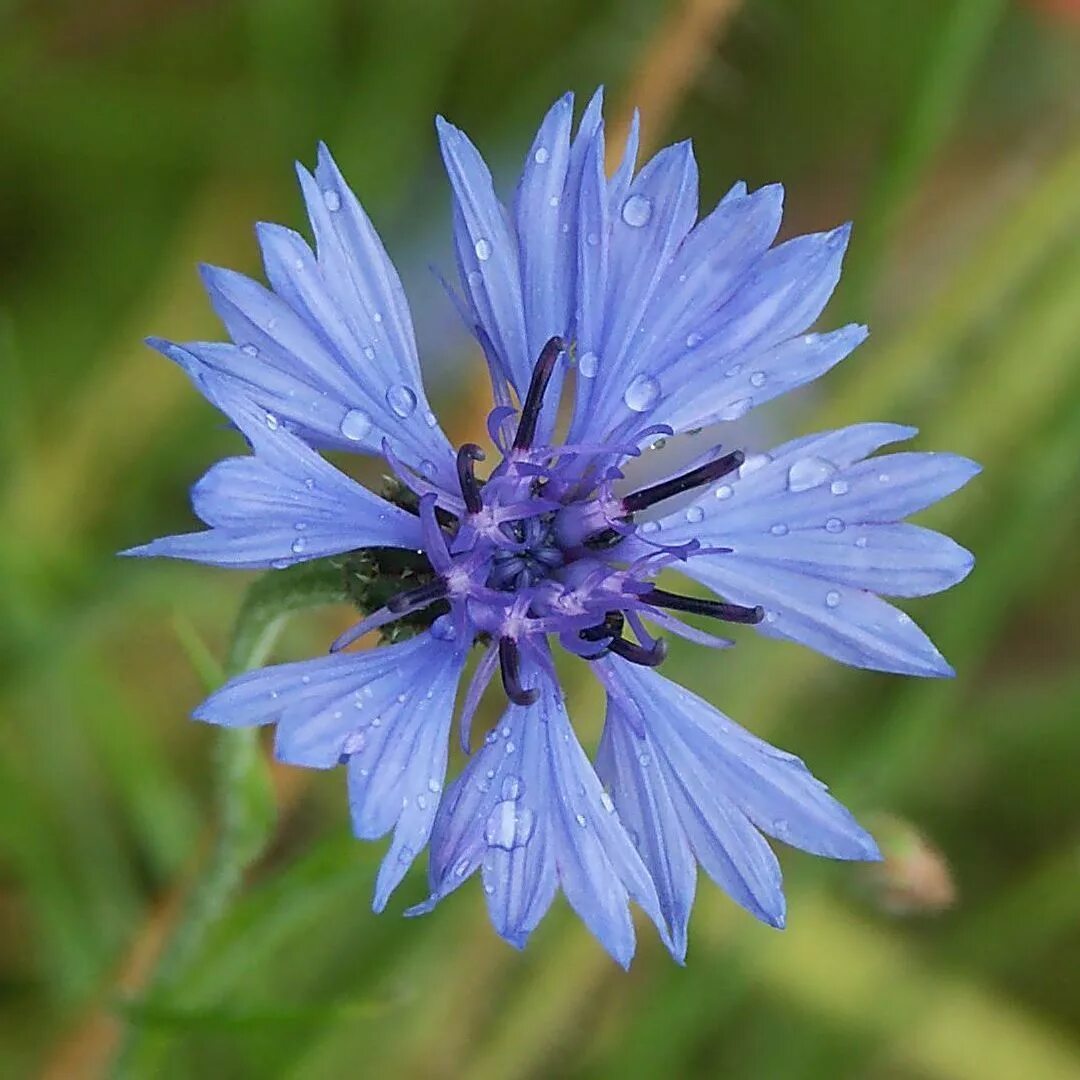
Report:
125,90,979,965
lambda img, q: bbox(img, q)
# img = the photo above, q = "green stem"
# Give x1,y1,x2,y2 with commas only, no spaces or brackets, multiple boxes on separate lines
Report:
114,560,349,1071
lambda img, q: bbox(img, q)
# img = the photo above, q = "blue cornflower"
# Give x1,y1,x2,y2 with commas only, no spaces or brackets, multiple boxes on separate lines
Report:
125,90,978,965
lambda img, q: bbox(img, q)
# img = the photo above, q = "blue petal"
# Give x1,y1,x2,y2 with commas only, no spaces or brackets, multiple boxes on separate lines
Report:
153,144,455,487
437,115,530,400
121,372,421,569
648,424,979,676
599,662,879,943
418,667,671,967
194,631,466,909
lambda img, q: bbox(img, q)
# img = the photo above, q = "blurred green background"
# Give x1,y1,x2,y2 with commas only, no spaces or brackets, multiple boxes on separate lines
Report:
4,0,1080,1076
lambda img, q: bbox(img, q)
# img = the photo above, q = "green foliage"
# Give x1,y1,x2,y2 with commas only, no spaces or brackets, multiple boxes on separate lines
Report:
3,1,1080,1077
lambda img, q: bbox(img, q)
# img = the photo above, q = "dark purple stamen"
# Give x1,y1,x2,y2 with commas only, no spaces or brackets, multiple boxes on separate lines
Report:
386,578,448,615
642,586,764,625
622,449,745,513
610,636,668,667
580,611,625,643
456,443,486,514
499,636,539,706
513,336,565,451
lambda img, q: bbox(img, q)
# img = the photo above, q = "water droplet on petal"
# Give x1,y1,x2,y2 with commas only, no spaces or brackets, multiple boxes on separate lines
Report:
770,523,789,536
787,456,837,492
586,231,599,247
749,371,767,388
855,536,868,549
719,397,752,420
423,410,438,428
685,332,703,349
621,193,653,227
241,344,258,357
578,351,599,378
825,517,844,533
533,146,549,164
265,412,280,431
386,384,417,418
430,615,456,641
453,856,470,878
428,778,442,793
640,520,661,536
548,195,560,208
825,590,841,608
878,472,891,484
638,753,651,768
322,188,341,211
739,452,771,478
363,345,376,361
575,813,587,828
340,408,372,441
270,558,290,570
484,801,536,850
474,238,492,261
341,731,366,756
623,373,660,412
830,479,850,496
715,484,734,500
600,792,615,814
685,505,705,524
501,775,524,800
290,537,306,554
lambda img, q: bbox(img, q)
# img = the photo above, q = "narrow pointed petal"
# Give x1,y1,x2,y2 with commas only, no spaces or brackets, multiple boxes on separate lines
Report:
121,374,421,569
419,663,671,967
598,661,878,942
194,631,466,909
647,425,979,675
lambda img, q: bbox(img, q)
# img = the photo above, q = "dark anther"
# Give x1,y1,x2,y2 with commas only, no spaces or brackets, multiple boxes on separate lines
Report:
386,578,449,614
456,443,486,514
584,526,624,552
622,449,745,513
641,586,764,625
610,636,668,667
513,336,565,451
499,636,540,706
580,611,625,642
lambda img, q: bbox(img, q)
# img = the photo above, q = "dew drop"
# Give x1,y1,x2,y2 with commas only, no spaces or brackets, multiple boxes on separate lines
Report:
363,345,376,361
830,479,849,496
739,452,771,478
574,813,587,828
533,146,549,164
241,343,258,357
685,505,705,524
548,195,560,208
341,730,365,756
416,794,427,810
685,332,703,349
825,517,845,534
423,410,438,428
623,373,660,412
749,371,767,388
290,537,307,554
474,238,492,262
453,856,470,878
719,397,752,421
322,188,341,211
428,778,442,794
484,801,536,850
270,558,290,570
640,520,661,536
715,484,734,500
265,412,280,431
787,456,837,493
430,614,456,641
825,590,841,608
501,775,524,801
419,459,437,479
770,523,789,536
621,193,653,227
339,408,372,441
878,472,891,484
578,351,599,379
638,753,651,768
600,791,615,814
386,384,417,418
467,269,483,289
854,536,868,549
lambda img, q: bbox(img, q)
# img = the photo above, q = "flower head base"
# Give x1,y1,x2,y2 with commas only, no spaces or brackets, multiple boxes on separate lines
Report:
125,89,979,965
